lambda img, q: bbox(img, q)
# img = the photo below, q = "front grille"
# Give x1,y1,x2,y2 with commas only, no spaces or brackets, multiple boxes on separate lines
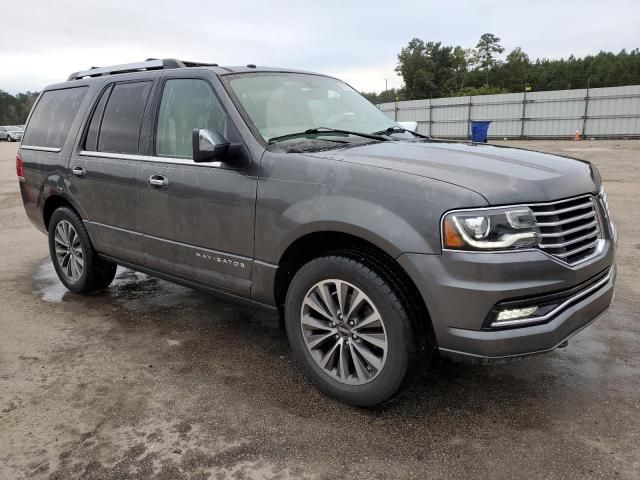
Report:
530,195,603,265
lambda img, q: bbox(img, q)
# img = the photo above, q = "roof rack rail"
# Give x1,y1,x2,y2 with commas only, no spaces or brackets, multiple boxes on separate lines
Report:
67,58,219,81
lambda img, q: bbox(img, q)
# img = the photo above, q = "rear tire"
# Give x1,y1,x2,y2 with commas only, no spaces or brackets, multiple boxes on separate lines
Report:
284,254,425,406
48,207,117,293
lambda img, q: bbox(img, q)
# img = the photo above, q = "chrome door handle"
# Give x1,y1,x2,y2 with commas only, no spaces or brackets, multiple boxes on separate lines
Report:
148,174,169,187
72,166,86,177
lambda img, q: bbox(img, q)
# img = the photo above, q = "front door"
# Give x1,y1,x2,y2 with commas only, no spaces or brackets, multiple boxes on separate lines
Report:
137,76,257,296
69,80,155,265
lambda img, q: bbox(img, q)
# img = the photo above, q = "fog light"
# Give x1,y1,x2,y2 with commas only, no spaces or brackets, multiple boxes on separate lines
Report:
495,306,538,322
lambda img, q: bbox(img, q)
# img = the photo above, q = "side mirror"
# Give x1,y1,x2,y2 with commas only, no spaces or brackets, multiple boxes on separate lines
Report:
397,121,418,132
192,128,229,162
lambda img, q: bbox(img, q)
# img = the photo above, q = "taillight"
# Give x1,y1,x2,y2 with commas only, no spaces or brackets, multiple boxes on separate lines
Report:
16,153,24,180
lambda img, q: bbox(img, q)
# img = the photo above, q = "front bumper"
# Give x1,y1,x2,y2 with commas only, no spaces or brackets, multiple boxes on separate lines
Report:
398,239,616,362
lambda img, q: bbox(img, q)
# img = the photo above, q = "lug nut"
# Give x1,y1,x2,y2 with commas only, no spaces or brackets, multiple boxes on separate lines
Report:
335,334,340,339
345,340,350,346
348,320,354,326
352,334,357,339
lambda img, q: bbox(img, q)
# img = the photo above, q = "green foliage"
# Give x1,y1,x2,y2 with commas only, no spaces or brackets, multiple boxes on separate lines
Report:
0,90,39,125
392,33,640,101
362,88,403,104
472,33,505,86
455,85,510,97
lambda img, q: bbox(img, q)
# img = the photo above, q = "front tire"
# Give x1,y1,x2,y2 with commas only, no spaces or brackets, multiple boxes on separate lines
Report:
48,207,117,293
284,254,422,406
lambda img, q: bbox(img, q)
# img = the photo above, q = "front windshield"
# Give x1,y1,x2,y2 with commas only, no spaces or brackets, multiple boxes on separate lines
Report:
227,73,397,142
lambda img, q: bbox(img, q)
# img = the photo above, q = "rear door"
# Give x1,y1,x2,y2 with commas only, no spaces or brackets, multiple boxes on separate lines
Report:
69,79,155,265
137,73,258,296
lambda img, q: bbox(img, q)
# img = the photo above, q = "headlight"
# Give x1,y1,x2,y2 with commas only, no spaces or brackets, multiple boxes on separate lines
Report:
599,186,610,215
442,207,540,250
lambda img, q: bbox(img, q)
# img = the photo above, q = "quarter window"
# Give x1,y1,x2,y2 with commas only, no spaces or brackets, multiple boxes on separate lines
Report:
22,87,88,149
155,79,226,159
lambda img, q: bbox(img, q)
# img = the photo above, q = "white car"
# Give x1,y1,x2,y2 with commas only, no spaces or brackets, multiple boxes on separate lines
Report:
2,126,23,142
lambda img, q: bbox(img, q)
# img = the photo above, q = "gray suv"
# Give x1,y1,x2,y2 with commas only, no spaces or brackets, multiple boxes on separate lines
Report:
17,59,616,406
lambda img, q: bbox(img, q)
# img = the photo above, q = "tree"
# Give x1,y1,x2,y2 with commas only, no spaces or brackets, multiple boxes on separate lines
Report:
472,33,505,86
395,38,435,99
502,47,531,90
395,39,472,98
448,46,470,92
361,88,402,104
388,37,640,101
0,90,39,125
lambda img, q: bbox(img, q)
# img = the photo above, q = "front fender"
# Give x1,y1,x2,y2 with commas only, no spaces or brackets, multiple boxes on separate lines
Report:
255,149,488,265
275,196,429,259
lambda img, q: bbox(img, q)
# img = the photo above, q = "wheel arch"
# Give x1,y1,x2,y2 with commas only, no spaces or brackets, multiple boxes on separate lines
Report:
42,194,82,231
273,230,435,347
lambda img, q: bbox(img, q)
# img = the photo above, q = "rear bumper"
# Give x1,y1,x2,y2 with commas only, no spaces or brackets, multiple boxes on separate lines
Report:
398,239,616,362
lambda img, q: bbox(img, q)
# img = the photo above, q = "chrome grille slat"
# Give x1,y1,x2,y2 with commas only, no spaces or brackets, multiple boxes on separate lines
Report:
532,201,594,216
538,229,599,249
536,211,595,227
552,239,601,258
539,220,598,238
530,195,603,265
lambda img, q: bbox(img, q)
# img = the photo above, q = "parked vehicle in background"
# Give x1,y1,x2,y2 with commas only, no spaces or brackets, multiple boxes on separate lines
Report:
17,59,617,406
3,126,24,142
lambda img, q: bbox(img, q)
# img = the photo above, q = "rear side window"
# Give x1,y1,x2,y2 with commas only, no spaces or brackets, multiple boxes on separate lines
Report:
22,87,88,149
90,81,152,154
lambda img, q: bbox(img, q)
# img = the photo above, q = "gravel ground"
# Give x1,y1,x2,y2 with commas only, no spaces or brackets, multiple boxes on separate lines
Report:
0,140,638,480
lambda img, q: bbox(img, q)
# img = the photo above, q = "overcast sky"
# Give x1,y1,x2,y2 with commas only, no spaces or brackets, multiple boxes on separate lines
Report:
1,0,639,95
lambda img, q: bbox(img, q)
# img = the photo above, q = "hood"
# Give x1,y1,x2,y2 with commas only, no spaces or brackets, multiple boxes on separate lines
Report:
303,140,598,205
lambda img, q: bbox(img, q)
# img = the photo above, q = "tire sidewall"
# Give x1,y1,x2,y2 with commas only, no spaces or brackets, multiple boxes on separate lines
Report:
48,208,93,293
285,256,412,406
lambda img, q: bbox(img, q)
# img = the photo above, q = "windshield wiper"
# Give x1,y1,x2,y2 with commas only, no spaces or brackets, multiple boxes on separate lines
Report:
268,127,390,145
372,126,431,139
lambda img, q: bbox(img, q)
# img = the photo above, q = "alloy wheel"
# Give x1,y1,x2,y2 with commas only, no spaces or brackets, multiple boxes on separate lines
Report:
300,279,388,385
54,220,84,281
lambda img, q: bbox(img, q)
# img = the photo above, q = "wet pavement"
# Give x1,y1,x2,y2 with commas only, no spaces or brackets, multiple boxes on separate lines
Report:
1,141,639,479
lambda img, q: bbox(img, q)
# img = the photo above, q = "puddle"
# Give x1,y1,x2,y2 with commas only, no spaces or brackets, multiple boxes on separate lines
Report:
34,261,71,303
33,259,208,311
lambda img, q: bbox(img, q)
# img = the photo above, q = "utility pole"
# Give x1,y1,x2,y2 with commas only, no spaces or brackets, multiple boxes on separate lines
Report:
385,79,388,92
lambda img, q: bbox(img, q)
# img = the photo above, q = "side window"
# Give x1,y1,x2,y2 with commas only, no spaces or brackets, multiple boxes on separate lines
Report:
97,82,152,154
155,79,226,159
84,85,112,151
22,87,88,149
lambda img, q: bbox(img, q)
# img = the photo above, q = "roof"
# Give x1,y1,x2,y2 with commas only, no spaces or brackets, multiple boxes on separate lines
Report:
65,58,323,82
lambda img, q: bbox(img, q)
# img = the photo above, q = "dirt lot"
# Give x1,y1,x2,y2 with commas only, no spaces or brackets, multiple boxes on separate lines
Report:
0,140,638,480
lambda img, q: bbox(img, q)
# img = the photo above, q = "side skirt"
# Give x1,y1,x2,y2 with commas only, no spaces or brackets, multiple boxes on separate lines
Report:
99,254,278,313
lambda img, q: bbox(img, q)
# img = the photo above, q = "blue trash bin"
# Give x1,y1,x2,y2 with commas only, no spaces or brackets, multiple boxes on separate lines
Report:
470,121,492,143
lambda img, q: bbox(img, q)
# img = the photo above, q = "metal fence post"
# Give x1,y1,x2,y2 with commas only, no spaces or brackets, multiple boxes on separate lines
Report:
467,96,472,140
520,91,527,139
394,100,398,122
582,81,591,137
428,94,433,136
